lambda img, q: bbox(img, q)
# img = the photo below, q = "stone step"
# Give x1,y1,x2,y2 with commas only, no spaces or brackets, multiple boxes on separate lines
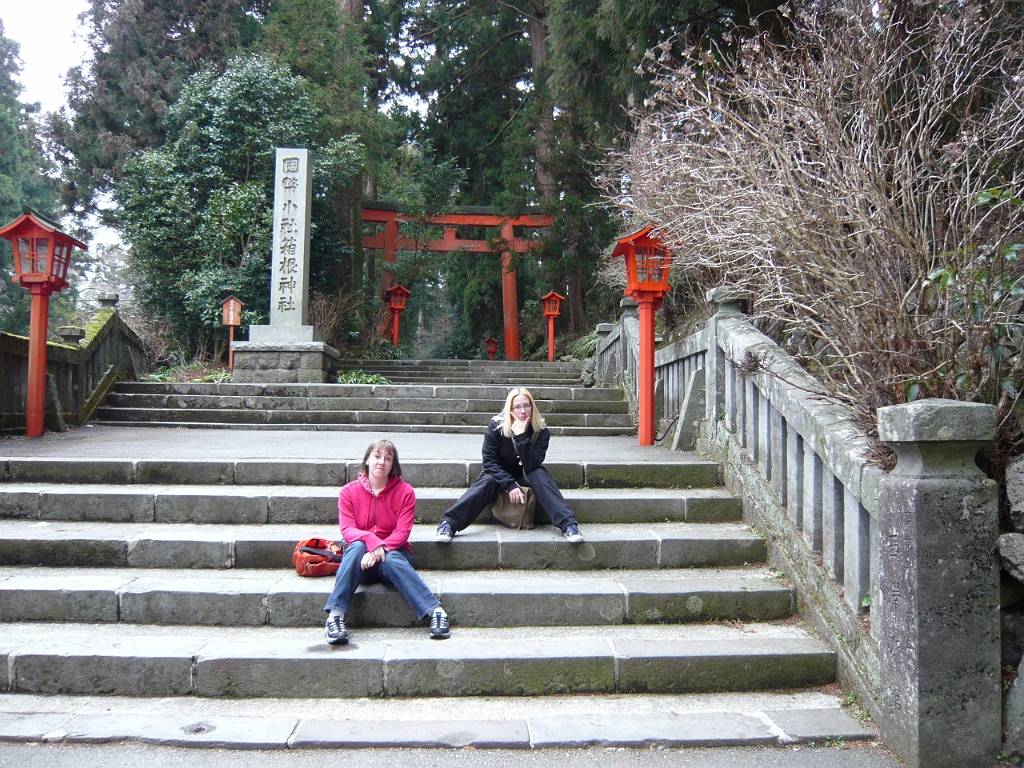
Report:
0,623,836,699
0,457,723,489
103,393,630,415
93,408,635,428
344,359,584,371
112,382,624,401
0,521,767,570
0,566,793,627
0,484,738,525
345,374,583,383
0,697,875,750
89,421,636,436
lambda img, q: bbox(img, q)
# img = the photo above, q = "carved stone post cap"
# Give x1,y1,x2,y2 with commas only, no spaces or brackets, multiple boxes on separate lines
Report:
878,399,996,443
706,286,749,314
56,326,86,343
595,323,614,335
97,293,120,309
620,297,638,309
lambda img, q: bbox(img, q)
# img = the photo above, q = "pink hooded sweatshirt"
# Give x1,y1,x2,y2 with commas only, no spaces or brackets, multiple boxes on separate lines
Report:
338,475,416,554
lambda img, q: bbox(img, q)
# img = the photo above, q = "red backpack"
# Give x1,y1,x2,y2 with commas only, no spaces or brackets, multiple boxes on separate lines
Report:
292,537,344,577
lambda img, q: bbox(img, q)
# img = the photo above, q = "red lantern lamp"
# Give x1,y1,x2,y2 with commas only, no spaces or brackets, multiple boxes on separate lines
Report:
0,208,87,437
220,294,244,370
612,225,673,446
485,337,499,361
384,283,412,346
539,290,565,362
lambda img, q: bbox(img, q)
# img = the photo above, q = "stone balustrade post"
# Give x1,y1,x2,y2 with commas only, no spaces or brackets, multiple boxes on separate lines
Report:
704,286,749,424
876,399,1000,768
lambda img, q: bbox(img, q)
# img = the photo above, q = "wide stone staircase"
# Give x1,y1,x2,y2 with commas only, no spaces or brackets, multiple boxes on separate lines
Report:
95,361,632,435
0,441,873,749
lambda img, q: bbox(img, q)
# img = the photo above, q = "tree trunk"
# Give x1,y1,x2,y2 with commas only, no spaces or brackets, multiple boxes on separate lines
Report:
527,1,556,202
351,176,364,293
567,267,588,334
338,0,362,20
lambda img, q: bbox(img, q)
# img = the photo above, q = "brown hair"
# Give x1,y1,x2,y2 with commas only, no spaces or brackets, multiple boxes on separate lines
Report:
359,439,402,479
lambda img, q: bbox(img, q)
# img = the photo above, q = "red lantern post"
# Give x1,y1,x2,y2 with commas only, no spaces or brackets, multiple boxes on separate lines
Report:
612,226,673,446
0,209,86,437
539,291,565,362
385,284,411,346
484,337,499,361
220,294,244,370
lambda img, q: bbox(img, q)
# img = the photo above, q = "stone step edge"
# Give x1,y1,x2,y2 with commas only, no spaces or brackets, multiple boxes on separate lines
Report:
114,383,618,398
0,486,739,526
89,422,636,436
0,569,793,627
93,409,634,428
1,636,836,698
0,520,767,571
1,458,718,488
0,708,874,750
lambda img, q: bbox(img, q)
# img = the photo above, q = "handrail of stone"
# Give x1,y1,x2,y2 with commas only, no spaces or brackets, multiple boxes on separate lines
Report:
596,298,641,420
0,300,147,433
707,288,880,618
593,284,1002,767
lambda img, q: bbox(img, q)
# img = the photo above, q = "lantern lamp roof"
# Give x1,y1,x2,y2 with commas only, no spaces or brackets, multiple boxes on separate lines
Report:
539,290,565,302
0,207,88,251
610,225,669,259
385,283,412,296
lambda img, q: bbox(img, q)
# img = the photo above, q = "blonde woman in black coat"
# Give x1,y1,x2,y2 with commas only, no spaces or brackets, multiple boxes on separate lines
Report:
434,387,583,543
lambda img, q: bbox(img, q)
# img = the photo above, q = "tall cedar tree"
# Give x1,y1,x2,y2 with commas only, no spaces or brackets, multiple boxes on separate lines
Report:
46,0,268,219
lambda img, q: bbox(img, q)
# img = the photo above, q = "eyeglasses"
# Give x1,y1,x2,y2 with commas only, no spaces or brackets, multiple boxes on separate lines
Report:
512,403,533,411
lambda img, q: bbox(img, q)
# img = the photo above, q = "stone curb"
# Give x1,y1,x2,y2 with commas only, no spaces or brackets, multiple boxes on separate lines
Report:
1,636,835,698
87,421,635,436
0,568,793,627
0,521,767,570
0,709,873,749
0,459,724,489
0,485,738,525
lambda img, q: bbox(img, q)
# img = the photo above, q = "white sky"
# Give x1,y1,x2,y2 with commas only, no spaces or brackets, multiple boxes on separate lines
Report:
3,1,121,247
3,0,91,115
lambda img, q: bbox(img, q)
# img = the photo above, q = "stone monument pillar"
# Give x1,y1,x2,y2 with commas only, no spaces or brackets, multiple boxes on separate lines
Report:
232,148,339,383
876,399,1000,768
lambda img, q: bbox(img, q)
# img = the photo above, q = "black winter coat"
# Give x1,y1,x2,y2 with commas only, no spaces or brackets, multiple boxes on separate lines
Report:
481,417,550,491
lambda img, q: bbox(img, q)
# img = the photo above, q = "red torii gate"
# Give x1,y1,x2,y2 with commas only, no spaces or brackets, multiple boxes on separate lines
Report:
362,202,553,360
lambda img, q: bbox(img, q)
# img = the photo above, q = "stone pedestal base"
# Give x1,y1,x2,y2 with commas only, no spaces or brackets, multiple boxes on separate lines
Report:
231,341,339,384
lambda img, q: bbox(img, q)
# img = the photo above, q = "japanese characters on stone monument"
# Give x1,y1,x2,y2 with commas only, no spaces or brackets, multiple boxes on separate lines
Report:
270,148,312,326
230,147,339,382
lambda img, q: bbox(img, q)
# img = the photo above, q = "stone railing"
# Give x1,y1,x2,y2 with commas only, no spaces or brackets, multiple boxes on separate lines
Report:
0,297,147,433
596,286,1001,768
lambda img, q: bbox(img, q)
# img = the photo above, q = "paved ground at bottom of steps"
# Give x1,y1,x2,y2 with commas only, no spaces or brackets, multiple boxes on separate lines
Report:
0,743,906,768
0,691,873,750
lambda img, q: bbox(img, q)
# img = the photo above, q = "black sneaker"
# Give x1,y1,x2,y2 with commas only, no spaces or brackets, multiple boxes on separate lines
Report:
325,615,348,645
429,608,450,639
563,523,584,544
435,520,454,542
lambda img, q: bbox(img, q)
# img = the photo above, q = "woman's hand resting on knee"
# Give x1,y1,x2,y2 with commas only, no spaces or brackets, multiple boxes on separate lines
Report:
361,545,386,570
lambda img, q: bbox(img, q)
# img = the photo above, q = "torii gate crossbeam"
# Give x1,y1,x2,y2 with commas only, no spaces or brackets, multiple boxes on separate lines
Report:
362,202,553,360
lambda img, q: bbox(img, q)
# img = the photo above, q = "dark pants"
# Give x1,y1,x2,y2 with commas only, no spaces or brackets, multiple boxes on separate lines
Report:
441,468,578,532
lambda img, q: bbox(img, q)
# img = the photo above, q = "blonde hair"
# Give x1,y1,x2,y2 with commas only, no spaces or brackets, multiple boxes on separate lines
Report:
498,387,546,438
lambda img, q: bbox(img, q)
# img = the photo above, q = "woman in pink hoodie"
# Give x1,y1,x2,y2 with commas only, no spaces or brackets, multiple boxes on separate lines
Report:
323,439,449,645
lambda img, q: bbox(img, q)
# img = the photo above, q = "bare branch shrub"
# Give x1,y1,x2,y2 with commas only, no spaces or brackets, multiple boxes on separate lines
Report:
601,0,1024,435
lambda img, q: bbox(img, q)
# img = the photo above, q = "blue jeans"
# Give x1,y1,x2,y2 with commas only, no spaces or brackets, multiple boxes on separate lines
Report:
323,541,440,621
